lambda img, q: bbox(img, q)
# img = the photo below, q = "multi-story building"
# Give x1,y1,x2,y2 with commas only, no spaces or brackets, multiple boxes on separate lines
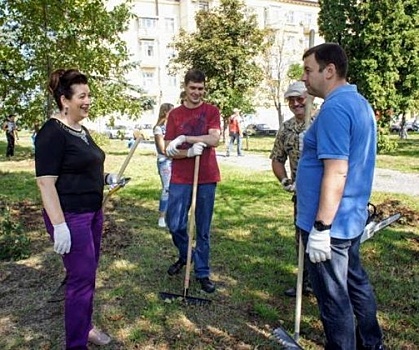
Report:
117,0,321,124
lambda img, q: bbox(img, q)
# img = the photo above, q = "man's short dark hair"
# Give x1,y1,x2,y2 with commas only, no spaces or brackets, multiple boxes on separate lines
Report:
303,43,348,79
184,69,206,86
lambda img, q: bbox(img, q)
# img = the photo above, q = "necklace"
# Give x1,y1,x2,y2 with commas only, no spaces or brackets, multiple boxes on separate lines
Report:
54,119,89,145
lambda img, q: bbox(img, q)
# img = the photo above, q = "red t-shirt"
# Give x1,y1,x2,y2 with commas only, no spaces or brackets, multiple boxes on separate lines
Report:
165,103,221,184
228,116,240,134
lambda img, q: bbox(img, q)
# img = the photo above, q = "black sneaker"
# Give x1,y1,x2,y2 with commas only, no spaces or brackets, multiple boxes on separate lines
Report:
284,286,313,297
196,277,216,293
167,259,186,276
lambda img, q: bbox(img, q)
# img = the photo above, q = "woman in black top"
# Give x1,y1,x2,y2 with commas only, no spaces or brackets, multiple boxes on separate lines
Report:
35,69,117,349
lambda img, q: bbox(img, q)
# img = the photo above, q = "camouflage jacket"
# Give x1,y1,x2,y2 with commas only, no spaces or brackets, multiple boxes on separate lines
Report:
270,117,306,181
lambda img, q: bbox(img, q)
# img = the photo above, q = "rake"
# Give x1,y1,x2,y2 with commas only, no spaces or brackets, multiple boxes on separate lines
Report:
159,155,212,306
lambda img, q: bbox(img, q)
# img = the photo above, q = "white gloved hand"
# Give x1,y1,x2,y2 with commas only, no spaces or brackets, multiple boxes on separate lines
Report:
281,178,295,192
166,135,186,157
299,131,306,153
306,227,331,263
187,142,206,158
53,222,71,255
105,173,119,185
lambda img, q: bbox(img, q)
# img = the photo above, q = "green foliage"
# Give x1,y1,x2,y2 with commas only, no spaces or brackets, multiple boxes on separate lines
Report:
287,63,303,81
0,205,31,261
89,130,110,148
318,0,419,118
169,0,267,116
376,125,398,154
0,0,148,129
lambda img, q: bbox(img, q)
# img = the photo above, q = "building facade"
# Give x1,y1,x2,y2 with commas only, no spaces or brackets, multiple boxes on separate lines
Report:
116,0,321,124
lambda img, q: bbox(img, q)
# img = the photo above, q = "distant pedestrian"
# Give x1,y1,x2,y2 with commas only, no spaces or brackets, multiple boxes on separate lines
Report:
3,114,18,159
226,108,243,157
297,43,384,350
153,102,174,228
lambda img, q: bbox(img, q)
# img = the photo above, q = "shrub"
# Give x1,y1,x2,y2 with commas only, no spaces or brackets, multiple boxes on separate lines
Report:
377,128,398,154
0,206,31,261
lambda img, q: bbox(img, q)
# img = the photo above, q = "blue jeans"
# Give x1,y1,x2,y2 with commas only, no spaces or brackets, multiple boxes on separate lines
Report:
227,133,242,156
166,183,216,278
157,158,172,213
300,229,383,350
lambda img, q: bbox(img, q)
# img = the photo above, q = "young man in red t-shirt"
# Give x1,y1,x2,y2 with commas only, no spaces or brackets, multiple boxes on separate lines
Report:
164,69,221,293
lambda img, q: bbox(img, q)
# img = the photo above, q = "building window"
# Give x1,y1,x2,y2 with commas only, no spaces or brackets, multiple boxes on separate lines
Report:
140,40,155,58
142,71,155,88
164,18,175,33
168,75,177,87
285,11,295,24
139,17,157,30
198,0,209,11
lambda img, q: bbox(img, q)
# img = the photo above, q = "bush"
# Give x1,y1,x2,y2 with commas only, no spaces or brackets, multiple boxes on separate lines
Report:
89,130,110,147
0,206,31,261
377,128,398,154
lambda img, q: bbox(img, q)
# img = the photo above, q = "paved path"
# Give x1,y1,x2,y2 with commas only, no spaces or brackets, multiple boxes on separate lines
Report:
216,152,419,197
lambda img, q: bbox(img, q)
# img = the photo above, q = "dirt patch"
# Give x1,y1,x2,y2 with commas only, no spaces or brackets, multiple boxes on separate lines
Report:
375,199,419,227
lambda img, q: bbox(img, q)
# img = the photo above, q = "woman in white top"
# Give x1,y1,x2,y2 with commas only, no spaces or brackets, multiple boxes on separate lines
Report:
153,103,174,228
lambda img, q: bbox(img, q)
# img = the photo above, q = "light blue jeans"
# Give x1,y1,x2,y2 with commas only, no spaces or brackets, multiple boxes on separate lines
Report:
227,132,242,156
300,229,383,350
166,183,216,278
157,158,171,213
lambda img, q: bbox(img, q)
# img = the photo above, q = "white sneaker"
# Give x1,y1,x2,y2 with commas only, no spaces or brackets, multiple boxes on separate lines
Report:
158,217,166,228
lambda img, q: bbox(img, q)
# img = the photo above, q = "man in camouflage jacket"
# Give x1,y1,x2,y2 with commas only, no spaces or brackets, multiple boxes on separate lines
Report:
270,81,313,297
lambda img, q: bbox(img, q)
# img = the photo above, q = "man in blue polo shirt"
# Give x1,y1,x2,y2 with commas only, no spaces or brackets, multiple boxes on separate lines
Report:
296,43,384,350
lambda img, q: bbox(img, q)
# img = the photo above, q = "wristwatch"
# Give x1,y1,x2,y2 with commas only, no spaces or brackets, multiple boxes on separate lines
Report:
314,220,332,231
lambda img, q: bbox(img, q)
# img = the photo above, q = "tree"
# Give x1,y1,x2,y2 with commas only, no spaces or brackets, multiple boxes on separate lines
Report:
318,0,419,123
0,0,152,129
169,0,267,120
260,23,306,127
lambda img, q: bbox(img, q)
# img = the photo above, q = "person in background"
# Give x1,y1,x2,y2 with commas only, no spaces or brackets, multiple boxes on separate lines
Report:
35,68,122,349
3,114,18,159
270,81,313,297
297,43,384,350
164,68,221,293
226,108,243,157
153,102,174,228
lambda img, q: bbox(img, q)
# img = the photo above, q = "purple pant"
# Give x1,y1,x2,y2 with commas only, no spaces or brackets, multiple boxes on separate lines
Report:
43,209,103,350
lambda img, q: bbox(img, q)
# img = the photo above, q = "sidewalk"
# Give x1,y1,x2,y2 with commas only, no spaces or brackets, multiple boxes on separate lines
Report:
217,152,419,197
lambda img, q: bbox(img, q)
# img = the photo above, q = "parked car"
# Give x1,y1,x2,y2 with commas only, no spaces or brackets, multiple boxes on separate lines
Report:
134,123,154,141
105,125,133,140
243,123,278,136
390,121,419,133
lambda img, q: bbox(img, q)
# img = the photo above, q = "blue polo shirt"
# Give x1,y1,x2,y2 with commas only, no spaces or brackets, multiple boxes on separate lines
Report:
296,84,376,239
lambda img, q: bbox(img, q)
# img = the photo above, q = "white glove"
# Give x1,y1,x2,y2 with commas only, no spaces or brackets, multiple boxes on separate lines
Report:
166,135,186,157
281,178,295,192
299,131,306,153
105,173,119,185
306,227,331,263
187,142,206,157
53,222,71,255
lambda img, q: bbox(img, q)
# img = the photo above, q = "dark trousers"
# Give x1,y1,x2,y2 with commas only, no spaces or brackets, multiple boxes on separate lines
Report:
6,132,15,157
43,209,103,350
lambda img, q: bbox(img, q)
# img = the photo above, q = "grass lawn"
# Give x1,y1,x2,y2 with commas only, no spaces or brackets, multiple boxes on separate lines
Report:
0,132,418,349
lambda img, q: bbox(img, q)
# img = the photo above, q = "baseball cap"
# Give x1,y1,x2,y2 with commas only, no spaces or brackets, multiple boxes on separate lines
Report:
284,81,307,98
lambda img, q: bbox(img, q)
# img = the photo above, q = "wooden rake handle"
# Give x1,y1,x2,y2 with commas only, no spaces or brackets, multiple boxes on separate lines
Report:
102,135,142,209
183,155,200,297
